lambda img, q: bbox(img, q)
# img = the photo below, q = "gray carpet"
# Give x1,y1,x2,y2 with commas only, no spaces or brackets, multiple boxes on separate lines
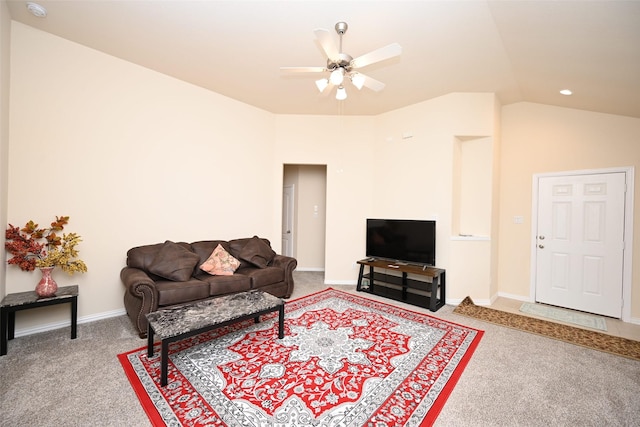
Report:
1,271,638,426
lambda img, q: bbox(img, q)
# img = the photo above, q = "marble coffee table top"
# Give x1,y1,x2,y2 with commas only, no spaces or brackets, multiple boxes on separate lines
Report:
146,290,284,339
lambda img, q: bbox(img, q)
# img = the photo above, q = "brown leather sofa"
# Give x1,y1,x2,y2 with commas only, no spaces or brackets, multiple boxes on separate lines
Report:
121,236,296,337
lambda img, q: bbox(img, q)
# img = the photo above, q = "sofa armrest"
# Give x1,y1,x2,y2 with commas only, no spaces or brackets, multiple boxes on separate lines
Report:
121,267,159,337
270,254,297,298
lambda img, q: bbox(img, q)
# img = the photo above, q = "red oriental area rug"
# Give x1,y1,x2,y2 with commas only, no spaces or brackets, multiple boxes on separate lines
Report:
118,289,483,426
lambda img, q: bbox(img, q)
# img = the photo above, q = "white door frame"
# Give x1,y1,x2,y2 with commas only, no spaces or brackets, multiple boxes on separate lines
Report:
282,184,295,257
530,166,634,322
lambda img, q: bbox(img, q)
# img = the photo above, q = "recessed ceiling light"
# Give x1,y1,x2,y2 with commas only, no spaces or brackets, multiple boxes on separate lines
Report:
26,2,47,18
560,89,573,96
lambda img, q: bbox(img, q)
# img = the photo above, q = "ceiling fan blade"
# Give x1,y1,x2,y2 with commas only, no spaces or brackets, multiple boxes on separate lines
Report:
280,66,326,73
350,43,402,69
314,28,339,60
357,73,386,92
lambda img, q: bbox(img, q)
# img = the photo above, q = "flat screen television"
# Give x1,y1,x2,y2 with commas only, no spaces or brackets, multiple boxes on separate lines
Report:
366,219,436,266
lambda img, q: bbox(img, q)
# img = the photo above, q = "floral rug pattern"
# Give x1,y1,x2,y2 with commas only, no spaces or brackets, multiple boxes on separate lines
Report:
454,296,640,361
119,289,483,426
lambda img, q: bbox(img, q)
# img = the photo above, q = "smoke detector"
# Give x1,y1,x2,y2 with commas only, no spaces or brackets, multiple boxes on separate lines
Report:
26,2,47,18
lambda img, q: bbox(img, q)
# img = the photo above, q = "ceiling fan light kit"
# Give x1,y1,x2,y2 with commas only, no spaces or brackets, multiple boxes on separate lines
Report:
282,21,401,101
315,78,329,93
351,73,365,90
329,67,345,86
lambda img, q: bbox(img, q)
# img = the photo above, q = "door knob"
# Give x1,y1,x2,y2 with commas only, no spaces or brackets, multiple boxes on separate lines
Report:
538,235,545,240
538,244,544,249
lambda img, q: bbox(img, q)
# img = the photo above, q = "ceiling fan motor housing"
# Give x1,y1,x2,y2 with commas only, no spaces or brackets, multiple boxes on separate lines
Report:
327,53,353,72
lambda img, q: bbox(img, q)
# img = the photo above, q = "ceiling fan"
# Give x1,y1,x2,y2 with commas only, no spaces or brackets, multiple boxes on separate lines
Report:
281,22,402,100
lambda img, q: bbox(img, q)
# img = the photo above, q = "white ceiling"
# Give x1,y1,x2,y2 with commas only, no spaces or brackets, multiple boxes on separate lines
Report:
6,0,640,117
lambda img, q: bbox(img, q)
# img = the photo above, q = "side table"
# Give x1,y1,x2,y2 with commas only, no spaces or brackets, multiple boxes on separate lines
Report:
1,285,78,356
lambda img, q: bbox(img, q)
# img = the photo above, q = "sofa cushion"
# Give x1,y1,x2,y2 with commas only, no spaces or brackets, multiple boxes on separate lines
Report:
194,271,252,295
148,241,200,282
238,266,285,289
238,236,276,268
200,244,240,276
155,279,210,306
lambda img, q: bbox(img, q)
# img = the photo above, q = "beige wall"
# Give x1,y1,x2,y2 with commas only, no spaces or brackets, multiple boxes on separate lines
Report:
274,115,376,284
0,0,10,299
374,93,499,302
498,102,640,318
5,21,640,334
7,22,276,330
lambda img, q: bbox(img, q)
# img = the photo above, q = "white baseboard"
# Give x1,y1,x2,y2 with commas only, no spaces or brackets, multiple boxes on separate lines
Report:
13,308,126,338
448,297,493,306
496,291,534,303
296,267,325,272
326,280,357,286
628,317,640,326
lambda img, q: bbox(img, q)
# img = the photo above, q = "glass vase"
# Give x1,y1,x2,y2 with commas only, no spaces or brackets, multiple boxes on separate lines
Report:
36,266,58,297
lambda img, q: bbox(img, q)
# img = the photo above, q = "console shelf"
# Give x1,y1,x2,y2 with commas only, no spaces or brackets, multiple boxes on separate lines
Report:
356,259,446,312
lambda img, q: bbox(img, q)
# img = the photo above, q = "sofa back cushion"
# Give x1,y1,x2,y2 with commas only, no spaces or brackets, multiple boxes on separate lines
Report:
148,241,201,281
228,237,274,269
190,240,230,266
127,241,197,281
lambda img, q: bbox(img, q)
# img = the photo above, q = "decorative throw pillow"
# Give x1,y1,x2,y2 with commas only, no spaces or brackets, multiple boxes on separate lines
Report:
239,236,276,269
148,241,200,282
200,244,241,276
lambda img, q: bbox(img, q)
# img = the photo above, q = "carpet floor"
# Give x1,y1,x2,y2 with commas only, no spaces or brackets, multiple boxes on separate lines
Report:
454,296,640,361
119,288,483,426
1,272,639,426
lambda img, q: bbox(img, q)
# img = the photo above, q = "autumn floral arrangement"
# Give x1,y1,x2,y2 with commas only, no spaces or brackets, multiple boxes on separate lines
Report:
5,215,88,274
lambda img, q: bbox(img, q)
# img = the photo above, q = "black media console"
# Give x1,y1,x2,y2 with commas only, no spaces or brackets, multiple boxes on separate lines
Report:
356,259,446,312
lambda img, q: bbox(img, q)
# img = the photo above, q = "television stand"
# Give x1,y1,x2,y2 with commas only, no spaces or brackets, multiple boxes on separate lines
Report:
356,259,446,312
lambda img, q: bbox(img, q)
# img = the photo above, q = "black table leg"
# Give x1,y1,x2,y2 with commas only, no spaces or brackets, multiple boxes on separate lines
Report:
430,276,438,311
160,340,169,387
0,308,7,356
356,264,365,291
147,324,154,357
8,312,15,340
278,304,284,339
70,296,78,339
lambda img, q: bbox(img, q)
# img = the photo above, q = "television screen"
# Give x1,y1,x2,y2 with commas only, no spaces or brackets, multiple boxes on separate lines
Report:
366,219,436,266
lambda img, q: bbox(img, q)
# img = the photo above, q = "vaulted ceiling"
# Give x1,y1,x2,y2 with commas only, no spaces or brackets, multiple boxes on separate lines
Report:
6,0,640,117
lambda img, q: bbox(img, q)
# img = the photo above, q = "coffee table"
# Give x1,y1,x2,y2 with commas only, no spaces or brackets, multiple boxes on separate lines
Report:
146,290,285,386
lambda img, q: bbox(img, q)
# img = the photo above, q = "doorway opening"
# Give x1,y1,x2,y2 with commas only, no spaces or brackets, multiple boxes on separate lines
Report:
283,164,327,272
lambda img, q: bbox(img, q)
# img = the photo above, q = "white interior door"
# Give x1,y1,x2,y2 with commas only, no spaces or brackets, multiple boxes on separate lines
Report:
282,185,294,257
535,172,625,318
